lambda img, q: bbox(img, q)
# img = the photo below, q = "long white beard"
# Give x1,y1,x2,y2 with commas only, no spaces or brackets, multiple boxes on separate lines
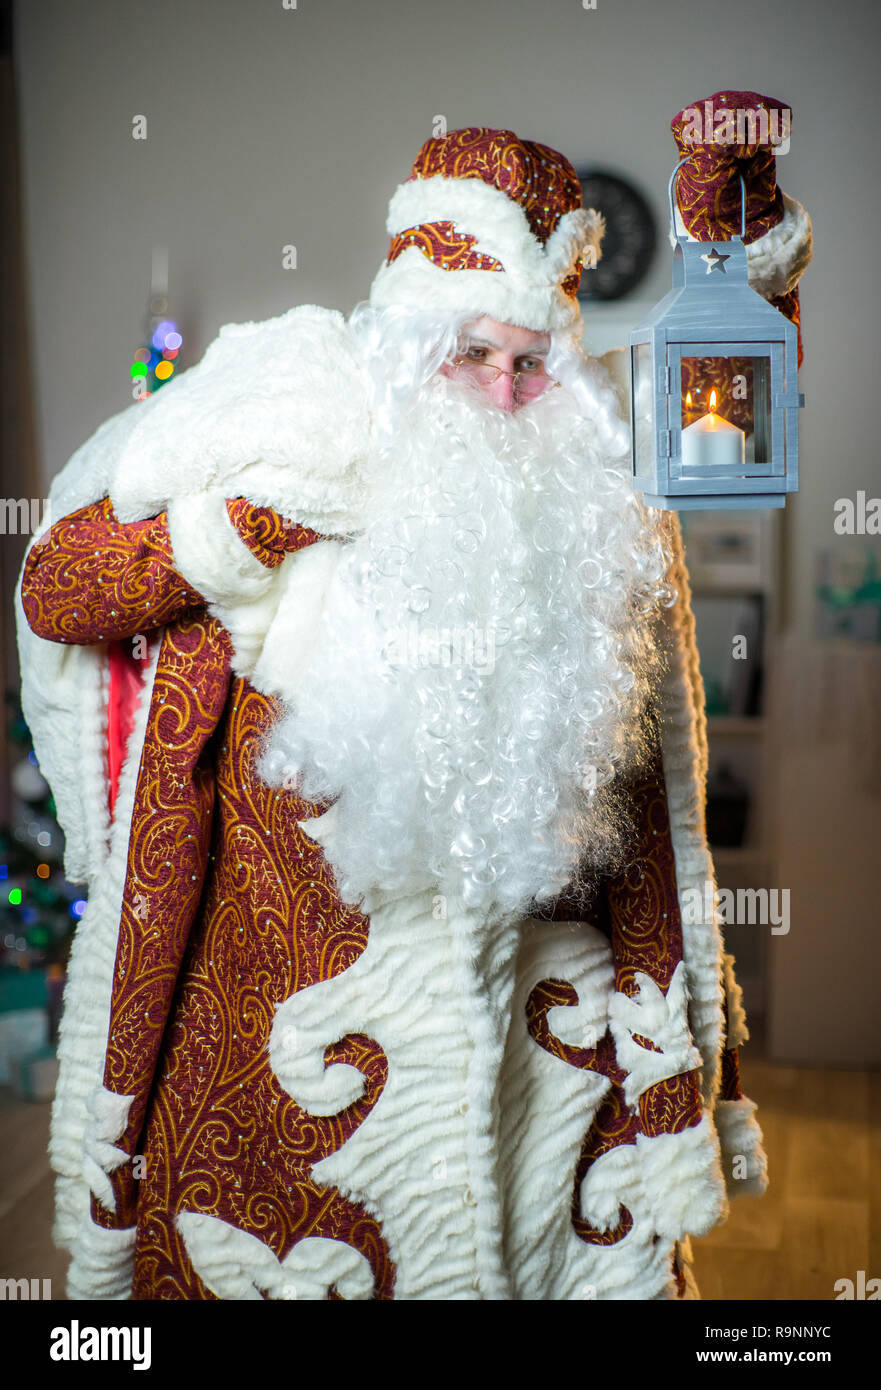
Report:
258,371,671,919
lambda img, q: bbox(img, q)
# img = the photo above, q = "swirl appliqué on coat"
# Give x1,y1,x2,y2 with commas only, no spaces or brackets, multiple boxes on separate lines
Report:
509,739,708,1294
527,977,635,1246
126,676,394,1298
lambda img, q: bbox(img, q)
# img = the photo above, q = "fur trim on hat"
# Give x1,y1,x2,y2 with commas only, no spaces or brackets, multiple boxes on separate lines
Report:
371,174,603,331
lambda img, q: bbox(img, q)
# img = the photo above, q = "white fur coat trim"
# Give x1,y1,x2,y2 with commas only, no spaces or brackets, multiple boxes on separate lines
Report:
15,561,111,886
82,1085,136,1215
607,961,703,1110
633,1114,728,1239
176,1212,375,1300
268,874,517,1298
48,634,161,1277
656,529,726,1111
267,861,707,1300
499,917,715,1299
66,1217,137,1301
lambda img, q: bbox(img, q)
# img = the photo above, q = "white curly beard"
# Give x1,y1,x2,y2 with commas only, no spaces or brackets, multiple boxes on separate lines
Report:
258,368,672,920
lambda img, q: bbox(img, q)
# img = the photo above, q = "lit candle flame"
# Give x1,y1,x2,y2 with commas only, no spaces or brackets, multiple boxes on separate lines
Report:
709,388,718,412
686,391,692,409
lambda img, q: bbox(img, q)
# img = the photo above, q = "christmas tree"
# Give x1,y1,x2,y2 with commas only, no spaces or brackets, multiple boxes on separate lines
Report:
129,245,182,402
1,692,84,975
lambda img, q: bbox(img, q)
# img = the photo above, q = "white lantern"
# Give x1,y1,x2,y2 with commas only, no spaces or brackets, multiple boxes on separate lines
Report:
629,162,804,510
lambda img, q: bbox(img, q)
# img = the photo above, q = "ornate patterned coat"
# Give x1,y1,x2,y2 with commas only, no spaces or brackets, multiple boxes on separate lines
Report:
15,306,767,1300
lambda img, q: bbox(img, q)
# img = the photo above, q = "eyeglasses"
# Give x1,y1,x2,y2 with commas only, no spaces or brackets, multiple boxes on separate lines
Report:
450,355,561,403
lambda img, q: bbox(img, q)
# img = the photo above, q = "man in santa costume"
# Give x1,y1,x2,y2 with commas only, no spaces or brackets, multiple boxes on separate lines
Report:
16,105,811,1300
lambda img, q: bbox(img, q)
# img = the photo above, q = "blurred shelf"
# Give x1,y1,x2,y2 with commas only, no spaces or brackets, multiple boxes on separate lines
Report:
707,716,766,736
690,580,771,599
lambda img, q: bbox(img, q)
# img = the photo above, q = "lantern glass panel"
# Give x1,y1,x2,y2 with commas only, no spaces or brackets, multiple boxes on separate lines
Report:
680,355,773,468
631,341,653,478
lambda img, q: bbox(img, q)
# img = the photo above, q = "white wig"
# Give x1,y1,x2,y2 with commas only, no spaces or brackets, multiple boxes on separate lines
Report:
259,301,675,918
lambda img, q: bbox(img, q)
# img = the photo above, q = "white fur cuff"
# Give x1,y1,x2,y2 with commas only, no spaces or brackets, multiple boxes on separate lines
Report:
714,1096,769,1198
745,192,813,299
670,190,812,300
165,492,277,608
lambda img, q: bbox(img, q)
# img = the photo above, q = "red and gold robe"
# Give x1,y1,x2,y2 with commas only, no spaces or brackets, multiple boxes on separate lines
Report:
18,485,766,1301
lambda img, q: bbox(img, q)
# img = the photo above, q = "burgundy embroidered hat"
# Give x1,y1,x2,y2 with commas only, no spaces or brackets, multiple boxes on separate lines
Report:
369,127,604,331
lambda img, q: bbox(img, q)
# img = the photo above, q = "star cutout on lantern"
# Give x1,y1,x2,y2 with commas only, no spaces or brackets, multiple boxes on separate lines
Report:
701,247,730,275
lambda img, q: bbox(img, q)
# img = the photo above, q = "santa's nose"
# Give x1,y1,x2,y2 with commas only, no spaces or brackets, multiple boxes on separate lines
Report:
483,373,517,413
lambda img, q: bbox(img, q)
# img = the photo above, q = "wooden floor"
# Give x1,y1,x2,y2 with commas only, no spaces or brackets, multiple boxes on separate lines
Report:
1,1045,878,1301
0,1082,70,1296
692,1048,881,1300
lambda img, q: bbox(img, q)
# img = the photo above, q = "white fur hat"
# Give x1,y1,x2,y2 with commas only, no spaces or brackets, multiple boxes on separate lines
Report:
369,127,603,332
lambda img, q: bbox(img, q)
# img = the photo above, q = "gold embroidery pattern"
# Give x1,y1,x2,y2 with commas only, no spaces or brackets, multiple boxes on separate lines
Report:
407,127,582,244
20,496,206,643
387,220,504,274
131,678,393,1299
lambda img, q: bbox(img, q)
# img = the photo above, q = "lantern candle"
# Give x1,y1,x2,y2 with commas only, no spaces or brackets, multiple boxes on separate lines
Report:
683,390,698,426
681,389,745,471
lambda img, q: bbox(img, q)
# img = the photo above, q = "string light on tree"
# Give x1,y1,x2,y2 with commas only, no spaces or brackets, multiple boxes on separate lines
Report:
129,245,183,401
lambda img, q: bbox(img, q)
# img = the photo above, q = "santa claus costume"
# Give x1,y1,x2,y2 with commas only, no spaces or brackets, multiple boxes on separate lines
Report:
16,111,811,1301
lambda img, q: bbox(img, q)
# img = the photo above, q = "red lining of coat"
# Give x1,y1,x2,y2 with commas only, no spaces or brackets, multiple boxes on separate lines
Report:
107,639,152,817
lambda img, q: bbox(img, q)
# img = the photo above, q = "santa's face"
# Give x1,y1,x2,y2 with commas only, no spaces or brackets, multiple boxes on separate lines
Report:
438,316,553,414
258,321,671,920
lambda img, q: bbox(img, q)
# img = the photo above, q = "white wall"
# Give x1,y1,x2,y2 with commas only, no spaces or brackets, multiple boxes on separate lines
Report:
14,0,881,1062
16,0,881,624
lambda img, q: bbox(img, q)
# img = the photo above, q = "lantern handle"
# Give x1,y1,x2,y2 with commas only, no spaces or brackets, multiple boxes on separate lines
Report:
668,158,747,240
